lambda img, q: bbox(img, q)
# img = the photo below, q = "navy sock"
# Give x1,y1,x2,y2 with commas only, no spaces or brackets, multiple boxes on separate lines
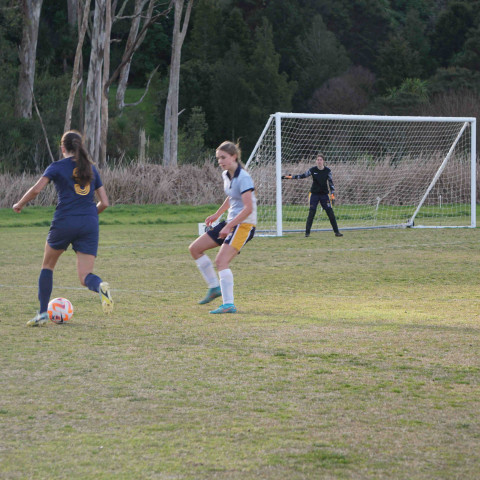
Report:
38,269,53,313
84,273,102,293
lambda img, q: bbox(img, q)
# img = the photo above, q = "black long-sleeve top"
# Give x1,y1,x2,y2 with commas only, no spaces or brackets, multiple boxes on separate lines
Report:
292,166,335,195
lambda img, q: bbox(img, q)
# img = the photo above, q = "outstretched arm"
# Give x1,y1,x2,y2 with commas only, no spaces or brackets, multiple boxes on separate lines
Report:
12,176,50,213
282,169,312,180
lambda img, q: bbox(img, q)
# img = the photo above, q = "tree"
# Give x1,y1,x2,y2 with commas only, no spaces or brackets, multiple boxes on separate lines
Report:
430,2,473,67
263,0,314,75
309,66,376,114
376,34,423,93
66,0,77,26
453,24,480,71
210,43,253,144
248,18,295,136
184,0,223,64
16,0,43,119
64,0,90,133
163,0,194,167
316,0,392,72
84,0,106,164
116,0,155,110
223,7,254,60
79,0,171,165
292,15,350,111
368,77,429,115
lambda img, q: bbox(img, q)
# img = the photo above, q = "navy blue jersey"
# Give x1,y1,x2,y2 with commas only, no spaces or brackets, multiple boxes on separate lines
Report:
43,157,103,222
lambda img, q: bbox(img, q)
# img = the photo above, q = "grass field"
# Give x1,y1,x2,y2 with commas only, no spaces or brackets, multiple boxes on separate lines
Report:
1,205,479,479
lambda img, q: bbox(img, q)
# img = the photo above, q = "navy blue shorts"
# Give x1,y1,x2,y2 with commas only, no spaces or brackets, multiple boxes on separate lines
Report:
47,216,99,256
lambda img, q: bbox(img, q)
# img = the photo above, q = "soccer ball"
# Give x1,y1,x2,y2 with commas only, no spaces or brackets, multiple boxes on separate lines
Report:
47,297,74,324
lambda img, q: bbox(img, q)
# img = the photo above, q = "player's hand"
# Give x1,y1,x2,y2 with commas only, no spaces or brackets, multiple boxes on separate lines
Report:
12,203,23,213
281,174,292,179
205,214,218,226
329,193,335,205
218,225,231,239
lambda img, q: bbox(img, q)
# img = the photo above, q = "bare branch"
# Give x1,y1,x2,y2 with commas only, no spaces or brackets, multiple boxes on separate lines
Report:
112,0,129,24
104,1,173,92
64,0,91,132
123,65,160,107
31,87,55,163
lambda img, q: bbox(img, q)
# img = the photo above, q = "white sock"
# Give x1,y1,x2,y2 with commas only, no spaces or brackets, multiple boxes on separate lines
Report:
195,255,219,288
219,268,234,305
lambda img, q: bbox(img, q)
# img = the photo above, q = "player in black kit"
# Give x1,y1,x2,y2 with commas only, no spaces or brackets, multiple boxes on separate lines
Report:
282,153,343,237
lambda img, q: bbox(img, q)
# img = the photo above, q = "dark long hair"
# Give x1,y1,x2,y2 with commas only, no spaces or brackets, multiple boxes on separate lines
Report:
61,130,93,186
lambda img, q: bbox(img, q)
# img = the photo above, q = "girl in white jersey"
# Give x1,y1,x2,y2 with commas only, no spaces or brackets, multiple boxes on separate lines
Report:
189,141,256,314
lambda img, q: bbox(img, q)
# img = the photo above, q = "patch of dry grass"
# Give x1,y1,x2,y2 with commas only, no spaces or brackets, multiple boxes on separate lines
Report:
0,161,225,209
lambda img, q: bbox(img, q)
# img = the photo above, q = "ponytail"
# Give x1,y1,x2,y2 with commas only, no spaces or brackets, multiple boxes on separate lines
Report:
61,130,93,186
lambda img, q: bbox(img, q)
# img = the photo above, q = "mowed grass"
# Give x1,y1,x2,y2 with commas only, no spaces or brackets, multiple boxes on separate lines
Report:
1,205,479,479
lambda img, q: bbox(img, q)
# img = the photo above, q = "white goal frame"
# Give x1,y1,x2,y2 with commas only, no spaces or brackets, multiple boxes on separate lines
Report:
246,113,476,236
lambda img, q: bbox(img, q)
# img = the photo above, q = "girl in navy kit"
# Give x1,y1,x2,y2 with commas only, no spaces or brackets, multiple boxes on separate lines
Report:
13,130,114,326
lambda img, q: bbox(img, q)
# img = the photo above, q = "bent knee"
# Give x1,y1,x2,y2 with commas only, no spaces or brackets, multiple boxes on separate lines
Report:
215,261,227,271
189,242,201,259
215,257,232,271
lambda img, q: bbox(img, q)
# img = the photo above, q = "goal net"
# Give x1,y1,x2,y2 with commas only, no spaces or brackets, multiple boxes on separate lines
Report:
245,113,476,235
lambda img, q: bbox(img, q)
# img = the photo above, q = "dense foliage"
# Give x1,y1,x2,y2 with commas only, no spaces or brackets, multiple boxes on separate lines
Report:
2,0,480,173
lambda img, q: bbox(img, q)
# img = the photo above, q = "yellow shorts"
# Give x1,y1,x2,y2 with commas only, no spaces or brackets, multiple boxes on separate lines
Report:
226,223,256,251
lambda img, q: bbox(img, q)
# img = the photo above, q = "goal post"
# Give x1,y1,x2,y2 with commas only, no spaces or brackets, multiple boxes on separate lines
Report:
245,113,476,236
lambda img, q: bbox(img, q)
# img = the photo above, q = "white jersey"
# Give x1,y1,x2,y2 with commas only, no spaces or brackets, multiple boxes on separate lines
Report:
222,165,257,225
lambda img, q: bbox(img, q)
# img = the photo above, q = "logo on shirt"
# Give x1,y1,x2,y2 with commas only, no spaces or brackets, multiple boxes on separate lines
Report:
73,168,91,196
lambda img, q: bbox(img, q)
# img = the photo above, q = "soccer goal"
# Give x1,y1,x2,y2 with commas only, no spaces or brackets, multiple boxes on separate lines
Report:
245,113,477,236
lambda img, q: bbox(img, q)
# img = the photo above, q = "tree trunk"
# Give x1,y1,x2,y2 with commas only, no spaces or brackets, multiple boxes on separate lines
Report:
100,0,113,167
67,0,78,27
64,0,90,133
80,0,170,165
116,0,152,110
84,0,106,163
163,0,193,167
15,0,43,119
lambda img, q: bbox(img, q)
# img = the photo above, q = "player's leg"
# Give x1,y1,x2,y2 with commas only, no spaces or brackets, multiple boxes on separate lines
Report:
209,224,254,314
71,218,113,314
209,243,238,314
76,252,114,314
305,193,320,237
320,195,343,236
27,243,64,326
189,228,223,304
